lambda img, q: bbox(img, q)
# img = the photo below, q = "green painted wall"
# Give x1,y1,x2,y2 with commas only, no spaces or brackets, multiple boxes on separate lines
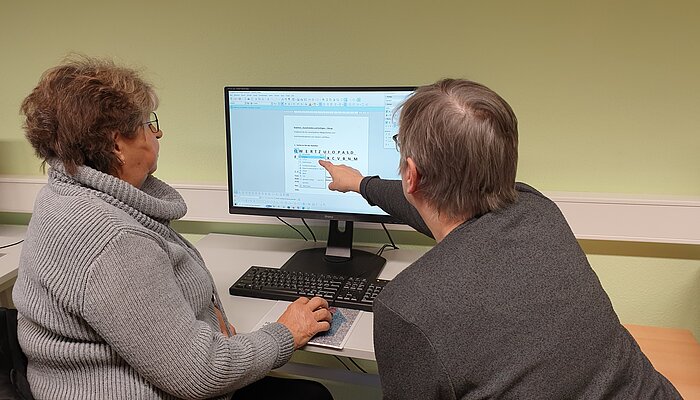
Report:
2,1,699,194
1,2,698,397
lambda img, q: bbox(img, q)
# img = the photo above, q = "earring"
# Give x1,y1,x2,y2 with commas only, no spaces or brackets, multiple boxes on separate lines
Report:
118,157,125,165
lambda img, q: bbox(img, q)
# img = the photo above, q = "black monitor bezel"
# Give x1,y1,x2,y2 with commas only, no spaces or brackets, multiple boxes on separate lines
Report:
224,86,415,224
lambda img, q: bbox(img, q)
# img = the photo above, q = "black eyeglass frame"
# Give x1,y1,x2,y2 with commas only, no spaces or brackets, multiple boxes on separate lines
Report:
392,133,400,151
144,112,159,133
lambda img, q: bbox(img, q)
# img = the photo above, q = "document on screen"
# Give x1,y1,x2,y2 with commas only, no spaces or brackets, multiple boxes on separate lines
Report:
283,115,369,194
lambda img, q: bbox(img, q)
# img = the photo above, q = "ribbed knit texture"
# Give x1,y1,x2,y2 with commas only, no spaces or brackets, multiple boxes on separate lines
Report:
362,179,682,400
13,161,294,400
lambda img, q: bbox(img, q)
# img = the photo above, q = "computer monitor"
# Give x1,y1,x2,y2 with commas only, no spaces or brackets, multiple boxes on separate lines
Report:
224,86,416,279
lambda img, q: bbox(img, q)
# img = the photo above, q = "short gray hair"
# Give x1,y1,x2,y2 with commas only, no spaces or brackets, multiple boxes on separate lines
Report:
397,78,518,219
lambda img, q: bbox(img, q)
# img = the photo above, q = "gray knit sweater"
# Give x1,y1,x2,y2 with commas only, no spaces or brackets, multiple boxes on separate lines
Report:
361,178,681,400
13,161,295,400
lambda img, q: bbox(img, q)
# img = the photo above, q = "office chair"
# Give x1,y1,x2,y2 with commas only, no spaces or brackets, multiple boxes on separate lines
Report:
0,308,33,400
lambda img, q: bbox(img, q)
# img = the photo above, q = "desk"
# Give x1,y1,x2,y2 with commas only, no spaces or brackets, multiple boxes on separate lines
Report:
2,229,698,395
625,324,700,399
0,225,26,308
197,233,427,361
198,233,700,397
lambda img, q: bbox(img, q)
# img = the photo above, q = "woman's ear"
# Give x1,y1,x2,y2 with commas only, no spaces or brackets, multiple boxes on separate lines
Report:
112,131,125,165
113,131,122,151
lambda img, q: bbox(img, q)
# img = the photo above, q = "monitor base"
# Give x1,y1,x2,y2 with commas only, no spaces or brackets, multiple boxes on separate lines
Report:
281,247,386,280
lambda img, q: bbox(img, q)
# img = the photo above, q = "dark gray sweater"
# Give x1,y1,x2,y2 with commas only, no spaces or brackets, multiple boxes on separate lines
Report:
361,179,680,400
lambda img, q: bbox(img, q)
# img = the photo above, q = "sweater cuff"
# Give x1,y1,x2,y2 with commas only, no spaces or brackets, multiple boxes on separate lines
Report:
359,176,380,206
260,322,295,369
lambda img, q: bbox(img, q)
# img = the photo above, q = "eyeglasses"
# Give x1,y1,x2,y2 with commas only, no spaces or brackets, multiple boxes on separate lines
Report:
392,133,400,151
144,111,159,133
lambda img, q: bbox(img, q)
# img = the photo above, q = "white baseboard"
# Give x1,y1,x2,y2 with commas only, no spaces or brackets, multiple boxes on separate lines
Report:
1,176,698,245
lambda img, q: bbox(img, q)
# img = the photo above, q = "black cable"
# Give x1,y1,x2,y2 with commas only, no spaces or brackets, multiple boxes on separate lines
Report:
0,239,23,249
276,217,307,241
348,357,367,373
301,218,316,242
381,223,398,250
376,244,391,256
376,223,400,255
334,355,352,371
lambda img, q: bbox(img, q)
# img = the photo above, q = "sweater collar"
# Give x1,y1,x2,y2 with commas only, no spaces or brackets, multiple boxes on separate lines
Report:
47,159,187,222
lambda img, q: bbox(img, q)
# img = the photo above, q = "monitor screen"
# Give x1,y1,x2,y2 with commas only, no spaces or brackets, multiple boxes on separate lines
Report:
224,86,416,279
225,86,415,223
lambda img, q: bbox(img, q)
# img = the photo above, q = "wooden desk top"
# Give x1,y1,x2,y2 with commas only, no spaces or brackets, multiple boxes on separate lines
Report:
626,324,700,399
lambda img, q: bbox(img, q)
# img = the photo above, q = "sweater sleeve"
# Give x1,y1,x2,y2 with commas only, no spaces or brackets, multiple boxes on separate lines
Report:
82,230,294,399
373,298,456,400
360,177,433,238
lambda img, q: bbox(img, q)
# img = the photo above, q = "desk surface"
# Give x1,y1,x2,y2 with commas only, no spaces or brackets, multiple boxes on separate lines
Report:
198,233,700,397
625,324,700,399
197,232,427,360
0,225,26,288
2,228,698,396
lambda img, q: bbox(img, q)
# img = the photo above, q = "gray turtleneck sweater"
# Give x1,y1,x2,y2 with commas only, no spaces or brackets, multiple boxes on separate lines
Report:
12,161,294,400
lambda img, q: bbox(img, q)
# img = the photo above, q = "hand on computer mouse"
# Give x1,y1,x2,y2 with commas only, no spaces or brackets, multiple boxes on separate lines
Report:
277,296,332,349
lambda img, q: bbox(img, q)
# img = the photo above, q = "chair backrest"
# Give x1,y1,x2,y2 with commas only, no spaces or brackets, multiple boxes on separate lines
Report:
0,308,33,400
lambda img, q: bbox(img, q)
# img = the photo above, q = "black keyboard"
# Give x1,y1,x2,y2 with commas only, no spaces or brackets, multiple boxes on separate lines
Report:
229,266,389,312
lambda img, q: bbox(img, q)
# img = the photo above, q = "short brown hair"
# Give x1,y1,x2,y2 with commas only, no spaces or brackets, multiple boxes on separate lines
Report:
397,79,518,219
20,55,158,175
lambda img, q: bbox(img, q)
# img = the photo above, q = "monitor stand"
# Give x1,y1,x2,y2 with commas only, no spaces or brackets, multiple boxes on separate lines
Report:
281,220,386,280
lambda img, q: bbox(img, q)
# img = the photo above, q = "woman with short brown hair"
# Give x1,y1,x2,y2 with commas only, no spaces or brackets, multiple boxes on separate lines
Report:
15,55,333,400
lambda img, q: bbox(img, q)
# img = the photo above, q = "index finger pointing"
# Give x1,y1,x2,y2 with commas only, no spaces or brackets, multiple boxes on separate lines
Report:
318,159,331,169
